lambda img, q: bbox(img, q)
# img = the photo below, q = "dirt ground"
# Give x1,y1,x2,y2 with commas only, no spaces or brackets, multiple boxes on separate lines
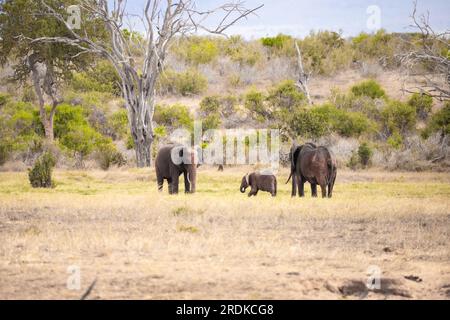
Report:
0,168,449,300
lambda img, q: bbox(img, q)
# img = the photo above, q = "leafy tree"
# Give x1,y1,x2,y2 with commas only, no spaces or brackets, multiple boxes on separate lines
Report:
0,0,104,141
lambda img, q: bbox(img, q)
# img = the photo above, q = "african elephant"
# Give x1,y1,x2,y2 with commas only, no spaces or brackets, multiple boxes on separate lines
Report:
240,172,277,197
155,144,200,195
287,143,337,198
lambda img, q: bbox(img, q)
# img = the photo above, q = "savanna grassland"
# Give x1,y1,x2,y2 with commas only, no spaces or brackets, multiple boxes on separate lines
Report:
0,168,449,300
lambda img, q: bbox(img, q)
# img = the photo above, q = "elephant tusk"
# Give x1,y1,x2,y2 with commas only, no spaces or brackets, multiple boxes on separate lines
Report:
187,172,191,185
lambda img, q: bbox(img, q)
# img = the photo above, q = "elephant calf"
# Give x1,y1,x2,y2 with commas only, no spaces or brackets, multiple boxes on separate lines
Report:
240,172,277,197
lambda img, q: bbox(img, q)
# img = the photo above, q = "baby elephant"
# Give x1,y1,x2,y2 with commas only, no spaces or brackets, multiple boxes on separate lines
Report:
240,172,277,197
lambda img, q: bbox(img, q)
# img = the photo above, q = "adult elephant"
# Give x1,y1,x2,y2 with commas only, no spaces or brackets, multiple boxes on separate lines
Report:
287,143,337,198
155,144,201,194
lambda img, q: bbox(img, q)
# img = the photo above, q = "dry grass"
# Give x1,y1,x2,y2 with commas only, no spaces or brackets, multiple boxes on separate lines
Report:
0,168,449,300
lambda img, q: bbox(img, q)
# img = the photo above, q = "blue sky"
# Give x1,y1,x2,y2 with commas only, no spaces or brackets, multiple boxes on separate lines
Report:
127,0,450,39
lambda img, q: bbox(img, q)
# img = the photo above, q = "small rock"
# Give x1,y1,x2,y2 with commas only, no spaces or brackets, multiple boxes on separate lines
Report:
404,275,423,283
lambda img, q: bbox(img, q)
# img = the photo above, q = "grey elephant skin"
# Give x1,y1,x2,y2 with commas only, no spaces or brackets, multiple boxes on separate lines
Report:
287,143,337,198
155,144,200,194
240,172,277,197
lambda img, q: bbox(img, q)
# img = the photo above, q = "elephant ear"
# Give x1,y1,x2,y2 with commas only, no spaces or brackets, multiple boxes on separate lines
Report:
292,145,302,170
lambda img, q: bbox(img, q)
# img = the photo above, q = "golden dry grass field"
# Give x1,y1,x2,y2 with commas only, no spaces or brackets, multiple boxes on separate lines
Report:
0,168,449,300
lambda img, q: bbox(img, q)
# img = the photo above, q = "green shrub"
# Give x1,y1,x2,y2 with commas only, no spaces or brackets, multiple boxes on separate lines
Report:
351,80,386,99
94,140,126,170
223,36,262,66
59,123,102,167
28,152,56,188
299,30,351,75
352,29,396,63
422,102,450,138
244,88,267,121
159,68,207,96
358,143,373,167
267,80,305,111
0,93,9,106
387,131,403,149
312,104,372,138
408,93,433,120
202,113,222,132
187,39,219,65
154,104,193,130
108,109,129,140
70,60,121,96
200,96,221,115
289,108,329,138
53,104,87,139
382,100,417,135
0,141,12,165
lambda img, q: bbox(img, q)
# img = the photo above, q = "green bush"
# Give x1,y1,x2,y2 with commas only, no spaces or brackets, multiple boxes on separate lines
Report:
28,152,56,188
108,109,129,140
351,80,386,99
299,30,352,75
0,93,9,106
94,139,126,170
70,60,121,96
382,100,417,136
289,108,329,138
422,102,450,138
358,143,373,167
0,141,12,165
154,104,194,130
387,131,403,149
187,39,219,65
159,68,207,96
312,104,372,138
244,88,267,121
202,113,222,132
53,104,87,139
200,96,221,115
223,36,262,66
352,29,396,63
267,80,305,111
60,123,102,167
408,93,433,120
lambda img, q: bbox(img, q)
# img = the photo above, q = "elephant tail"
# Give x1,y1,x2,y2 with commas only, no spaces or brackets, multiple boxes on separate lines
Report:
326,151,336,186
285,172,292,184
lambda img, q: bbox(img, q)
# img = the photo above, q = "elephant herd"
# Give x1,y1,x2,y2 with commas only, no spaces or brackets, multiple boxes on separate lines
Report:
155,142,337,198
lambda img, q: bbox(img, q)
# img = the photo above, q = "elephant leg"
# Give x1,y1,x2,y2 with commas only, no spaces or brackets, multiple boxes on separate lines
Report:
183,171,191,194
320,184,327,198
167,178,173,195
171,175,180,195
299,177,305,197
291,173,297,197
328,175,337,198
157,174,164,192
311,183,318,198
248,187,258,197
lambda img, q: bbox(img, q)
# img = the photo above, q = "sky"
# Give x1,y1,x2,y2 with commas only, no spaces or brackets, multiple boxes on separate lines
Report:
126,0,450,39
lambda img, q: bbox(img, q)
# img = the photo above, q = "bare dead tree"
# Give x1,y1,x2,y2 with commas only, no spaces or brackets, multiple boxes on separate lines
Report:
399,1,450,101
294,41,313,105
31,0,263,167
